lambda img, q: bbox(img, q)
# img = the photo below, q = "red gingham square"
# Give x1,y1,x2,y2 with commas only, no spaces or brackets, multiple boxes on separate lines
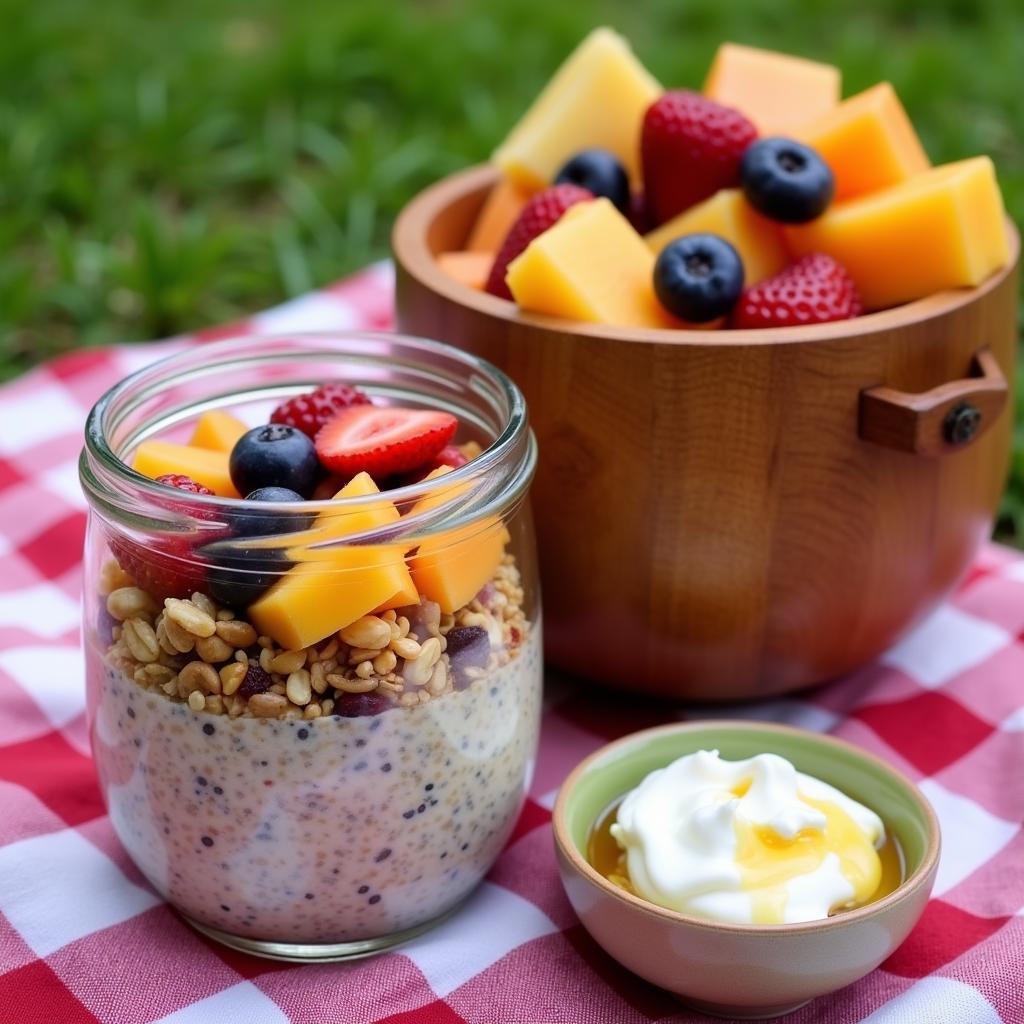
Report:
1,267,1023,1024
851,690,994,776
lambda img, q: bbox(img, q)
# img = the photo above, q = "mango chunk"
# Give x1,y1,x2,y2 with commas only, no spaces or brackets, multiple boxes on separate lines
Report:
493,27,661,188
466,178,534,252
507,198,677,328
248,473,417,649
704,43,839,134
795,82,929,201
785,156,1010,310
408,469,509,614
188,410,249,453
645,189,788,285
133,440,240,498
437,251,494,291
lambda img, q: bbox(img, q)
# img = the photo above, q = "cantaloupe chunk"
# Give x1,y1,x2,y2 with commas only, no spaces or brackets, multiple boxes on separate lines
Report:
507,198,677,328
248,473,417,649
704,43,840,134
493,27,661,188
785,156,1010,310
188,410,249,453
408,468,510,614
133,440,240,498
645,189,788,285
466,178,534,252
795,82,929,201
437,251,494,291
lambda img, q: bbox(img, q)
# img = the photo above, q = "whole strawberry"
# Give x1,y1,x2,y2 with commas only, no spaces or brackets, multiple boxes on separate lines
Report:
271,382,372,438
110,474,215,600
486,184,593,299
641,90,757,226
731,253,862,329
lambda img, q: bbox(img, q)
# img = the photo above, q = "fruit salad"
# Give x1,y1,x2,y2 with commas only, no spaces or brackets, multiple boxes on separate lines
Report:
436,28,1012,329
81,337,540,951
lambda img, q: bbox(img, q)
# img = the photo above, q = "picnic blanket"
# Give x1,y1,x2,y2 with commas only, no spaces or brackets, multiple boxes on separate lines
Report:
0,262,1021,1023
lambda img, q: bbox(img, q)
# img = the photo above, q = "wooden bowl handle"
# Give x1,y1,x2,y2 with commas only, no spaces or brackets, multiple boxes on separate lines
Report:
858,347,1008,456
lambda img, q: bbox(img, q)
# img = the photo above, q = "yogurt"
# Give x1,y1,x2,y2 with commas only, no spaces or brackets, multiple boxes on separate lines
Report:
610,749,884,925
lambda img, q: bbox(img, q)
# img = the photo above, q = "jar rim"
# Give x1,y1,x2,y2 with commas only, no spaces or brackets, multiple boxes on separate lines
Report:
80,332,536,536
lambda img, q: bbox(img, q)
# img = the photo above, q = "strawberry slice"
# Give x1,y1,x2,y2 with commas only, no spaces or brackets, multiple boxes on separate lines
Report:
315,406,458,478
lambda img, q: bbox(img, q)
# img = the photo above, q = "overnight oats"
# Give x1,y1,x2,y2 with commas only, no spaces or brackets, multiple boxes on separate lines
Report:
79,334,540,959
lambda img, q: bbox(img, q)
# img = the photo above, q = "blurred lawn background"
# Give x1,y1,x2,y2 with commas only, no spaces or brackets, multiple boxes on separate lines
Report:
0,0,1022,536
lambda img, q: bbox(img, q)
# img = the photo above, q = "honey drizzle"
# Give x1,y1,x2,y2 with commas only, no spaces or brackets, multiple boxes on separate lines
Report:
586,796,905,916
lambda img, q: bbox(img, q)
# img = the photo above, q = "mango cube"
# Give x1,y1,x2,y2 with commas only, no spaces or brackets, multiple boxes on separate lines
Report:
466,178,534,252
785,156,1010,310
704,43,840,134
408,469,509,614
795,82,929,201
133,440,240,498
248,473,417,649
493,27,661,188
645,189,788,285
507,198,676,328
188,411,249,453
436,251,494,291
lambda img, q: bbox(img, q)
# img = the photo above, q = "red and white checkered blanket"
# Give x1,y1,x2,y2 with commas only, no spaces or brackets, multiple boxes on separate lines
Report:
0,264,1022,1023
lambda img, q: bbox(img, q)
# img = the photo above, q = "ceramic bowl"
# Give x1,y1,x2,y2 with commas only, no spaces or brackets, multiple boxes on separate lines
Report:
552,721,940,1020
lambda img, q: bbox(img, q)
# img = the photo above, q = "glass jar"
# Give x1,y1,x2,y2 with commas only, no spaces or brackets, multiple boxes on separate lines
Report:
79,333,540,961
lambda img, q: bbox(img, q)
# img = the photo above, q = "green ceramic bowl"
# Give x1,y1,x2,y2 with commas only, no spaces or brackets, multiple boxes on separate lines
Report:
553,721,940,1020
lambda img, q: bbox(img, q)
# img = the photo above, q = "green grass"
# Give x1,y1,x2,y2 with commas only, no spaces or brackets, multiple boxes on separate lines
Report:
1,0,1022,537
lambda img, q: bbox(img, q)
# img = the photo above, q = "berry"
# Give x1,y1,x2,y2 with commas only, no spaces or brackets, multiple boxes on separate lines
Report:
653,233,745,323
641,90,757,225
740,137,834,224
110,473,217,600
731,253,862,329
434,445,470,470
485,184,593,299
333,691,391,717
229,424,320,498
154,474,215,496
202,487,310,609
315,406,457,479
554,149,630,214
238,664,272,698
270,382,372,438
445,625,490,689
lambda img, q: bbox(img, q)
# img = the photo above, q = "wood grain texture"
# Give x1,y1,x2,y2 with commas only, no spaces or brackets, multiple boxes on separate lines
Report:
393,165,1021,700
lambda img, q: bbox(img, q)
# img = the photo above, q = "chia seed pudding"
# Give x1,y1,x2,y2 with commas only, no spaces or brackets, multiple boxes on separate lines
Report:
87,616,540,943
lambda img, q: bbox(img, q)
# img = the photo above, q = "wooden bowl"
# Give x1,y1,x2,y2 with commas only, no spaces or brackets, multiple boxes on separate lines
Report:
393,165,1020,700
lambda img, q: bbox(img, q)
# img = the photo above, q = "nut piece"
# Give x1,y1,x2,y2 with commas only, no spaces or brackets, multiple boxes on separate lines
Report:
340,616,391,650
391,636,421,660
372,649,397,675
107,587,157,621
286,669,312,706
190,592,218,619
403,636,442,687
188,690,206,712
330,674,378,694
99,560,135,596
122,618,160,663
269,650,307,675
178,660,221,696
164,598,217,638
249,692,289,717
162,615,196,653
196,635,234,664
219,662,247,696
215,620,257,648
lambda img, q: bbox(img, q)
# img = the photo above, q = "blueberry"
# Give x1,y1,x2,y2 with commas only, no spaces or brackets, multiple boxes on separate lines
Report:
234,487,312,539
229,425,320,498
653,233,744,323
554,149,629,213
201,487,312,608
740,137,834,224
